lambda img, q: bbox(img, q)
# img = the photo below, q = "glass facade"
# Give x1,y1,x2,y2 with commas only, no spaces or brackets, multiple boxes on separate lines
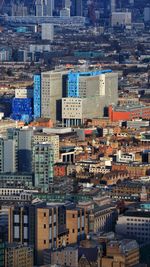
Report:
67,69,112,97
34,74,41,119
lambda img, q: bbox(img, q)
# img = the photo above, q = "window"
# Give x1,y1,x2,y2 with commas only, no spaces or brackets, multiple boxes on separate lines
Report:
44,240,46,244
44,212,46,217
72,229,75,233
44,224,46,229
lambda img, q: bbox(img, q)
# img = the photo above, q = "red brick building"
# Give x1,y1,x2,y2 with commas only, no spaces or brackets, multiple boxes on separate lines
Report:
109,105,150,122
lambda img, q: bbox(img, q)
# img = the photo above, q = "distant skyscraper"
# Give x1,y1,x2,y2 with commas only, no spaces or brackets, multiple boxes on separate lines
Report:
62,0,71,9
71,0,83,16
111,0,116,13
33,143,54,192
35,0,54,16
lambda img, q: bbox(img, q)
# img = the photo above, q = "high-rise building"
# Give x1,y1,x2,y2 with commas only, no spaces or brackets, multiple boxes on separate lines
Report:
41,70,68,122
71,0,83,16
110,0,116,13
32,143,54,191
35,0,54,16
33,132,59,163
34,74,41,119
18,128,33,173
41,23,54,41
62,0,71,9
0,138,17,173
7,128,33,173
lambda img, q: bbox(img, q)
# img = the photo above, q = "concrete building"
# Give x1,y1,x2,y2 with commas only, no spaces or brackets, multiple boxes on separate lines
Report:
41,23,54,41
41,70,68,122
32,143,54,192
62,70,118,126
33,132,59,163
111,12,132,27
116,150,135,163
4,244,33,267
116,204,150,243
62,97,82,127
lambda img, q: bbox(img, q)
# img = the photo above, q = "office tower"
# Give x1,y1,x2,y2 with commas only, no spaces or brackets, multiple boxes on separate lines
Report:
0,138,17,173
111,0,115,13
41,23,54,41
35,0,43,16
34,74,41,119
41,70,68,122
62,0,71,9
8,203,69,265
71,0,83,16
47,0,54,16
144,7,150,22
35,0,54,16
4,244,33,267
33,132,59,163
18,128,33,173
33,143,54,192
7,128,33,173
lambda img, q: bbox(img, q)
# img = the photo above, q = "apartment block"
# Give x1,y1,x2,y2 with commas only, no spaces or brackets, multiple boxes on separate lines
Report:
32,143,54,192
33,132,59,163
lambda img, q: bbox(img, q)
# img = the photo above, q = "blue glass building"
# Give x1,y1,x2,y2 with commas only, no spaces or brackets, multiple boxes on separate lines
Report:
34,74,41,119
11,98,33,123
67,69,112,97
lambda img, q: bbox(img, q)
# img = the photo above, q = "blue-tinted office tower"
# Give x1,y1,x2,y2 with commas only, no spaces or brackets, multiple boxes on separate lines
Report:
67,69,112,97
34,74,41,119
